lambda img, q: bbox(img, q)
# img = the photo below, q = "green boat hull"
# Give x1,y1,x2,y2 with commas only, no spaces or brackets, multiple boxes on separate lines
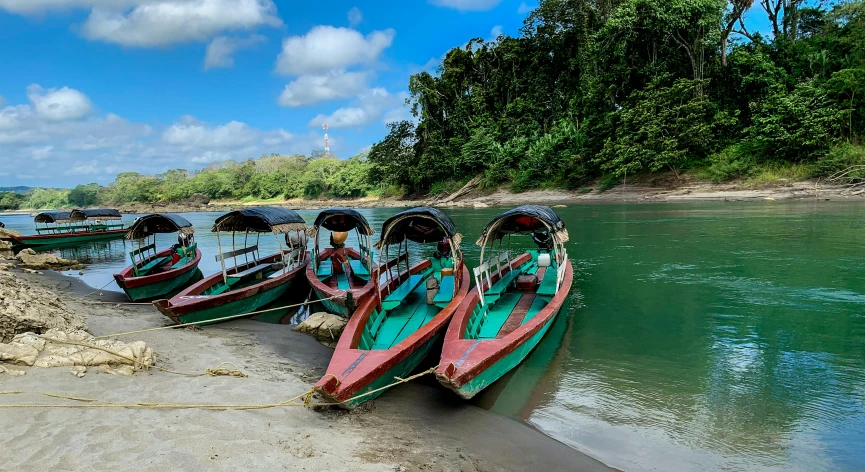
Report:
341,332,441,409
9,231,127,252
121,269,203,302
453,307,561,399
175,277,296,326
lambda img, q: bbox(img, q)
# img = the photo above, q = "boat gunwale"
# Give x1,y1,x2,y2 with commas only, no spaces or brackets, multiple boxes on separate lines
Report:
436,254,574,390
152,250,309,321
314,257,469,404
304,247,377,310
113,246,202,290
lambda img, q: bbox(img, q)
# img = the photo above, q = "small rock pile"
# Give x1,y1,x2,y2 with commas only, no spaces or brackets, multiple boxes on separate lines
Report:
16,248,85,270
293,312,348,347
0,271,85,343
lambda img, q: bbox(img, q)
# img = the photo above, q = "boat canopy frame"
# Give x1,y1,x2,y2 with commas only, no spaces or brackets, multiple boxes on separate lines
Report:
126,214,196,276
374,207,463,301
308,208,375,276
32,210,79,234
474,205,568,306
211,207,308,283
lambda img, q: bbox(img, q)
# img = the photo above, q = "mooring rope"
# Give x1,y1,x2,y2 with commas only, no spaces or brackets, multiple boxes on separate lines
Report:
92,294,343,339
0,367,438,410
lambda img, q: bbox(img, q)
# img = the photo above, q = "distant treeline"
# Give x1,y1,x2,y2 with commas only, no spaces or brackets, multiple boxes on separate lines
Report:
367,0,865,191
4,0,865,210
0,154,380,210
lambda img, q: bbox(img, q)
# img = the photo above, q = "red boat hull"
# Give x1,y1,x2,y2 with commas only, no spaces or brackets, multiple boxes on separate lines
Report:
436,254,574,397
314,259,470,408
305,247,377,318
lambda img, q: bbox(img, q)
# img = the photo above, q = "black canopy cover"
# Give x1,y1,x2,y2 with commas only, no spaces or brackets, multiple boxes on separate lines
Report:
70,208,123,220
34,211,73,224
378,207,460,246
312,208,374,235
127,214,194,239
477,205,568,245
212,207,306,234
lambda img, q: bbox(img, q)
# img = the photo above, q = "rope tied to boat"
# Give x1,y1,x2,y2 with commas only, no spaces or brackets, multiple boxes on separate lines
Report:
206,362,247,378
93,294,344,339
0,367,439,410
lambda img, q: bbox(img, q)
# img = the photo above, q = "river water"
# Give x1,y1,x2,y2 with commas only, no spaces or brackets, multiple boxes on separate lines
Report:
2,202,864,472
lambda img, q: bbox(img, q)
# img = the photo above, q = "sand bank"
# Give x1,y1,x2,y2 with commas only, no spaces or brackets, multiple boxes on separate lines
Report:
0,270,614,472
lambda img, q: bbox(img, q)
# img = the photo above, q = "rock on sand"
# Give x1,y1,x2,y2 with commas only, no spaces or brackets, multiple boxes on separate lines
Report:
293,312,347,347
0,271,86,342
16,248,84,270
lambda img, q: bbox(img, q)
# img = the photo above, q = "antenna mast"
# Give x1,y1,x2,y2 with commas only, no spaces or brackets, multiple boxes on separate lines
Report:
322,124,330,154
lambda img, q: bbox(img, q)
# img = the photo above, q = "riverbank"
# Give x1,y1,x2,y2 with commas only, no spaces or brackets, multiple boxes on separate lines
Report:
113,177,864,215
0,269,614,472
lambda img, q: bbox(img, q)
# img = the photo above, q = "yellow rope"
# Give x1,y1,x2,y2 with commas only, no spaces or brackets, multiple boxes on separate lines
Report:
0,367,438,410
0,391,23,395
93,294,343,339
206,362,247,378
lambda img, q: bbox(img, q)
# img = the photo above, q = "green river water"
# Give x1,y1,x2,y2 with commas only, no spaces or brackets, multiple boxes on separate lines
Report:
3,201,864,471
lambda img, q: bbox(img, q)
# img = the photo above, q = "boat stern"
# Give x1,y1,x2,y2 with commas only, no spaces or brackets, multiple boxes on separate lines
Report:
152,298,181,324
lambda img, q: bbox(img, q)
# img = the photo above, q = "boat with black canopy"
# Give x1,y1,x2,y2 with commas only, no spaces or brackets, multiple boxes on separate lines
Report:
435,205,573,399
305,208,377,318
153,207,308,325
113,213,203,302
314,207,469,408
0,208,128,251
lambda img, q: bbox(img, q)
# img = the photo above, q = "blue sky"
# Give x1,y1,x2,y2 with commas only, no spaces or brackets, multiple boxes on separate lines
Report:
0,0,533,187
0,0,780,188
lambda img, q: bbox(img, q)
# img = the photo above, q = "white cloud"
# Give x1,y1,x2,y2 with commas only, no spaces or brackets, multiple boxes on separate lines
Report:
278,70,369,107
429,0,501,12
82,0,282,47
204,34,265,69
31,145,54,160
309,88,409,129
517,2,534,14
347,7,362,27
26,84,92,121
275,26,395,76
0,84,325,185
0,0,131,15
489,25,503,40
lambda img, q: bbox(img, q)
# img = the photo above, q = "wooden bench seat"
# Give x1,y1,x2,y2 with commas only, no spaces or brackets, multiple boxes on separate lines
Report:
537,264,558,298
381,272,428,311
317,259,333,278
433,275,455,307
349,259,370,279
227,262,272,280
138,256,170,275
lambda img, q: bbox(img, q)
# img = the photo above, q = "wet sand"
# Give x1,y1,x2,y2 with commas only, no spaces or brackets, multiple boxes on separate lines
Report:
0,270,615,471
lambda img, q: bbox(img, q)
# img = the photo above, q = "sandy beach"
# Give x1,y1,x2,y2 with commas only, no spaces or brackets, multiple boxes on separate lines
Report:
0,270,614,472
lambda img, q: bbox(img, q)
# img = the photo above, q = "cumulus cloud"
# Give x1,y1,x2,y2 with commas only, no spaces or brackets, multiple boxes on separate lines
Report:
309,88,409,129
0,0,131,15
26,84,93,121
517,2,534,14
489,25,503,40
275,26,395,76
429,0,501,12
82,0,282,47
347,7,362,27
278,70,369,107
204,34,265,69
0,84,325,185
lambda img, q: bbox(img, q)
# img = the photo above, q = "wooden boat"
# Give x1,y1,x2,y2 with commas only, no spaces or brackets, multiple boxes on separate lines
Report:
0,209,127,251
306,208,377,318
315,207,469,408
153,207,308,325
112,214,203,302
436,205,573,399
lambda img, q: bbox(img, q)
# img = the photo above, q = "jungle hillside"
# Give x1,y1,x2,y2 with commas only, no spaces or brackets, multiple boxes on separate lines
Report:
2,0,864,210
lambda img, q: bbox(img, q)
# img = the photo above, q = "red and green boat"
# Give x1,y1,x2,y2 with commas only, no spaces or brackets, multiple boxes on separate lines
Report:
306,208,377,318
1,209,128,252
113,213,203,302
315,207,469,408
436,205,573,399
153,207,308,326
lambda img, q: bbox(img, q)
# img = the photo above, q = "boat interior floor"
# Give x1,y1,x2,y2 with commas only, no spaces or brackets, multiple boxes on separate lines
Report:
370,278,440,350
466,255,557,340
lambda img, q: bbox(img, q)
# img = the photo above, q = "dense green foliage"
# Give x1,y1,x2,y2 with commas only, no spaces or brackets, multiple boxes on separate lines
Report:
367,0,865,191
1,154,375,210
5,1,865,210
